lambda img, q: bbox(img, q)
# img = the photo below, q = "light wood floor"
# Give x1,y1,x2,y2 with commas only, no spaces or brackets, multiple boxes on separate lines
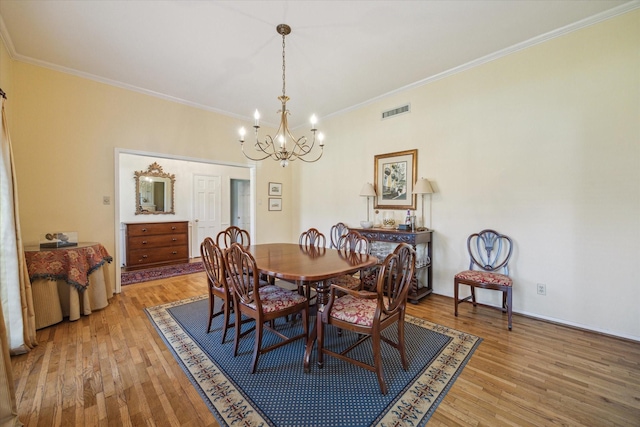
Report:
11,272,640,426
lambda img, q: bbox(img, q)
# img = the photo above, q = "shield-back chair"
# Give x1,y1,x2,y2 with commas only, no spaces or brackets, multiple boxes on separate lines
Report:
224,243,309,373
317,242,416,394
454,229,514,330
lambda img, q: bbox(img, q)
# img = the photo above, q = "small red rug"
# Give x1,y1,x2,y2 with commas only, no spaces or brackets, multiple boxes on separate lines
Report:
121,262,204,285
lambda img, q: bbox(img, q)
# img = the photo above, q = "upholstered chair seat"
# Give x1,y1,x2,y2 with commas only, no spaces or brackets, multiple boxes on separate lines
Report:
326,293,391,327
246,285,307,313
454,270,513,287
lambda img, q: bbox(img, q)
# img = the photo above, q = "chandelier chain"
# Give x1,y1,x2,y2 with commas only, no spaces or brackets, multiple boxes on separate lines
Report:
282,32,286,98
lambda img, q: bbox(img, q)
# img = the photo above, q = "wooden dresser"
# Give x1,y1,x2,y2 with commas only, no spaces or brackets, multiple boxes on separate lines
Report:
125,221,189,269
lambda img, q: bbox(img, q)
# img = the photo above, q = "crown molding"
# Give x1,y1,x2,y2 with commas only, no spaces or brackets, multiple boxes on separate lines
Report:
325,1,640,121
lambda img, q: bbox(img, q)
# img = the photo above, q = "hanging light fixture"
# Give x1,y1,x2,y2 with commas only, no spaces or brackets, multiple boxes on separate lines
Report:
237,24,324,167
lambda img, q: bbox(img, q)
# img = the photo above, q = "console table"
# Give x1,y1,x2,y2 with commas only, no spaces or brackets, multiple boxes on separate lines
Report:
351,228,433,303
24,242,114,329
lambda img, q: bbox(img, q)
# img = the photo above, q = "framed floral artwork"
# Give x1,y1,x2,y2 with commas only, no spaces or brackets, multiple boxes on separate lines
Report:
373,149,417,210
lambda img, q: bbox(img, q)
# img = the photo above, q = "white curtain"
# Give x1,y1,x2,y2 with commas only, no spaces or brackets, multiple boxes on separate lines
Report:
0,95,36,354
0,95,26,424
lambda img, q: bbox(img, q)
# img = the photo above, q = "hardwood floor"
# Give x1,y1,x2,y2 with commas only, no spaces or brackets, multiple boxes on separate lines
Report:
11,272,640,426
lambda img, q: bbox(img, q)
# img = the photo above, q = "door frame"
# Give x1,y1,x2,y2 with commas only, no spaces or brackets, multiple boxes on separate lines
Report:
114,148,255,293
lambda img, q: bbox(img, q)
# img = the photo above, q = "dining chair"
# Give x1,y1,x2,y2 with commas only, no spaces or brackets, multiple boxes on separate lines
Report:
317,243,416,394
328,230,373,291
224,243,309,373
454,229,514,330
329,222,349,249
296,228,327,301
216,226,251,249
200,237,234,343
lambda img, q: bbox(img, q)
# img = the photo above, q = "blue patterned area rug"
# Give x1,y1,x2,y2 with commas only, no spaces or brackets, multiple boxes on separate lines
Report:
145,295,481,427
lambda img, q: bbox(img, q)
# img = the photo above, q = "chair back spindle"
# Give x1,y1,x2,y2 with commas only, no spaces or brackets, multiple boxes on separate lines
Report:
329,222,349,249
217,226,251,249
467,229,513,274
201,237,226,290
224,243,260,308
338,230,371,255
299,228,326,249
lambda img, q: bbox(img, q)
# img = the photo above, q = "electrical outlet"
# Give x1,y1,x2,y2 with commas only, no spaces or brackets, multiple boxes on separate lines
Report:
103,196,111,205
537,283,546,295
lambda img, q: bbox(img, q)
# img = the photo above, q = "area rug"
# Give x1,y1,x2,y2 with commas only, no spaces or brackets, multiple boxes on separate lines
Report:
121,262,204,285
145,295,482,427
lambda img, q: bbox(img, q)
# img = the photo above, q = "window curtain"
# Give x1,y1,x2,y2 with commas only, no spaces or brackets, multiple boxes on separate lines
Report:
0,95,36,354
0,94,27,424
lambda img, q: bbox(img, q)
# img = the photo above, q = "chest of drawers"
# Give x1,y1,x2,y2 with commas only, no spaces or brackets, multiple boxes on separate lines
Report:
125,221,189,269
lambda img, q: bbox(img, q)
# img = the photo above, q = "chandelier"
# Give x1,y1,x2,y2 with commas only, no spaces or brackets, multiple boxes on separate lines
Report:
238,24,324,167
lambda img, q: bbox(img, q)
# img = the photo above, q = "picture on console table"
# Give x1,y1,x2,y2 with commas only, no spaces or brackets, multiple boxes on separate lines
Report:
374,149,417,210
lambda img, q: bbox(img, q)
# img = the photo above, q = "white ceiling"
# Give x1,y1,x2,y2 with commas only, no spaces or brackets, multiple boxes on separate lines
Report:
0,1,636,128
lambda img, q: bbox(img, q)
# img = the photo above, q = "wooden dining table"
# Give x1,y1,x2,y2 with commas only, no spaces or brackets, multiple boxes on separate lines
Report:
247,243,378,371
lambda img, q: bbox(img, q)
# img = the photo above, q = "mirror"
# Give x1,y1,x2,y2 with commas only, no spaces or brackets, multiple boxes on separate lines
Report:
134,162,175,215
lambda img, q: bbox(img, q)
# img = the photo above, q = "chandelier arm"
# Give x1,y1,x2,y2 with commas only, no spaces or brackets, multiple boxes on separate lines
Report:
240,135,281,162
290,136,315,156
291,149,324,163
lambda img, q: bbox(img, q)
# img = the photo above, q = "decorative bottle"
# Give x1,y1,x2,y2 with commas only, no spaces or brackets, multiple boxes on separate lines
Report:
405,210,411,225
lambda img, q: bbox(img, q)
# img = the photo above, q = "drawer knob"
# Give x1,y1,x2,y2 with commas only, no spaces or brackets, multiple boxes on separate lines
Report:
171,226,176,230
172,238,177,241
142,255,148,258
172,251,177,255
142,240,147,244
141,228,147,232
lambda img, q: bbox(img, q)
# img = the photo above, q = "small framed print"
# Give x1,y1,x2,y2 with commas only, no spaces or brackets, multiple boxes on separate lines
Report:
268,198,282,211
268,182,282,196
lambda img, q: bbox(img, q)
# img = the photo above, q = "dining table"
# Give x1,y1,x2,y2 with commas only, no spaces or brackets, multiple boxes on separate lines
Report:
247,243,378,371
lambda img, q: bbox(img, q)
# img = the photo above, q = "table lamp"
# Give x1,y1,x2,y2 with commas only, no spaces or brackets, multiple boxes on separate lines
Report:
359,183,377,227
412,178,434,230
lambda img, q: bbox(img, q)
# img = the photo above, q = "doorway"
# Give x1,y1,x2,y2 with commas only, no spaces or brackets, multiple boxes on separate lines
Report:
230,179,250,230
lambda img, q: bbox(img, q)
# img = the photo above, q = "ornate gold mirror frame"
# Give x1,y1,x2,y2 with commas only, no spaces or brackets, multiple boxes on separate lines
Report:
134,162,176,215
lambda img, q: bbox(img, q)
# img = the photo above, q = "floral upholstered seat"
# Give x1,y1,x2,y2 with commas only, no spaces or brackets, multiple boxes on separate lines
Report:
454,270,512,287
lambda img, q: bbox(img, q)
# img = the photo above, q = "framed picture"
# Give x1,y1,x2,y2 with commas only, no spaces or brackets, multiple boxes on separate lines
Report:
268,198,282,211
374,149,417,210
268,182,282,196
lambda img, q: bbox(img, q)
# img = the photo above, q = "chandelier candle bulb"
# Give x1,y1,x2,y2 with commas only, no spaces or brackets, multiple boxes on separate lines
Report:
239,127,246,142
254,110,260,126
310,114,317,130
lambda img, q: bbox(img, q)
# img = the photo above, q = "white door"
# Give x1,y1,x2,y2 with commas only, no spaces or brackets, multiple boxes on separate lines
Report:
193,175,221,255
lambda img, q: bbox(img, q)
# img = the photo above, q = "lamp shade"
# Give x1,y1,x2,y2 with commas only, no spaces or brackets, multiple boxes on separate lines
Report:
359,183,377,197
412,178,433,195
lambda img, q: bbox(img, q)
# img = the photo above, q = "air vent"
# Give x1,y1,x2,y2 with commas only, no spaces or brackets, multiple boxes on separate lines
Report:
381,104,410,120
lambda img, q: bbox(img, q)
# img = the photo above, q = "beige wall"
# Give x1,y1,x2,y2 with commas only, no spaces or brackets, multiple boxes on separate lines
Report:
2,10,638,339
293,10,640,339
2,44,294,255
